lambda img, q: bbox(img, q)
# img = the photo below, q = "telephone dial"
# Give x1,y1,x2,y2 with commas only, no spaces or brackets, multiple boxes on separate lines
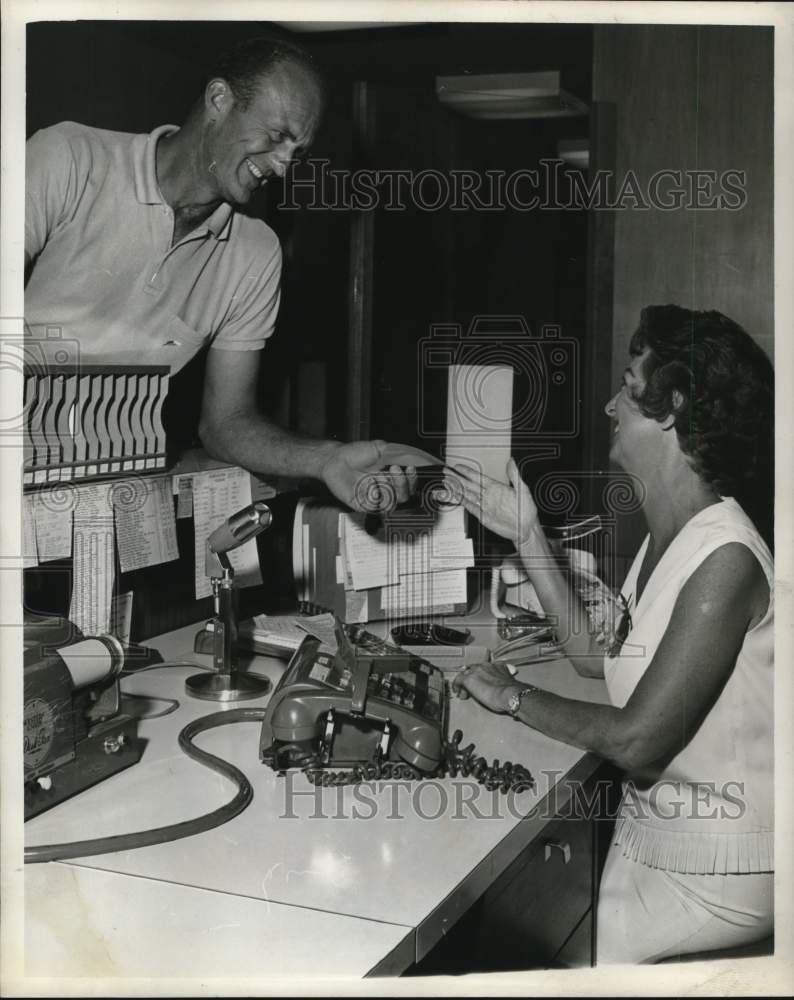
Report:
259,620,445,774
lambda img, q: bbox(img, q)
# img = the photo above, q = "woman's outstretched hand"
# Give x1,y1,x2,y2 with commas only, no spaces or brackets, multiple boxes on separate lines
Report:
444,457,539,547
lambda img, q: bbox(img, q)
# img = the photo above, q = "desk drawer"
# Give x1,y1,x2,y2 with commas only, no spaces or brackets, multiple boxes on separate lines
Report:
473,813,593,970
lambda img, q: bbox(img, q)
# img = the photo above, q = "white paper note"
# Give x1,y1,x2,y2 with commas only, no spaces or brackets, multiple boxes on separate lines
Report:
342,513,398,590
192,468,263,599
294,612,340,654
69,482,115,636
291,499,308,602
338,523,355,590
175,475,194,519
394,534,474,575
445,364,513,484
381,568,467,616
434,504,466,533
248,614,311,651
301,523,311,601
109,590,134,645
114,477,179,573
32,489,73,562
344,589,370,624
22,494,38,567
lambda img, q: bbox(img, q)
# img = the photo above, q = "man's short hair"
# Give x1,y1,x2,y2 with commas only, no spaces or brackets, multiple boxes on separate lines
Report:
208,36,323,109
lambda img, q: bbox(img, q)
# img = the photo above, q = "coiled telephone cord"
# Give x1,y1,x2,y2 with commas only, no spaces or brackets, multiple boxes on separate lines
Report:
304,729,534,793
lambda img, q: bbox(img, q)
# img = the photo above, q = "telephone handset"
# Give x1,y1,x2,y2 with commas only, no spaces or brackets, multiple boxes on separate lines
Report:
259,622,447,774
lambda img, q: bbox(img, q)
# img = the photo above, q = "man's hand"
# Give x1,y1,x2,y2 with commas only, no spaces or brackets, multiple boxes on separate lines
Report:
444,457,539,547
452,661,524,714
321,439,418,513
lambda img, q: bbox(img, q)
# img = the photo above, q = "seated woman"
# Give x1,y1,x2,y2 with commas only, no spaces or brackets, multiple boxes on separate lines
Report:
449,305,774,964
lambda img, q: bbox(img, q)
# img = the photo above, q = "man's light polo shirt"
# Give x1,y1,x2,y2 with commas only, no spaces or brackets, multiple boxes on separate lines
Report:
25,122,282,373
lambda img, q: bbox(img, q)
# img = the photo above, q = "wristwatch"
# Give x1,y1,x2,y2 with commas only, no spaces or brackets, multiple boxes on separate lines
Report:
507,685,537,718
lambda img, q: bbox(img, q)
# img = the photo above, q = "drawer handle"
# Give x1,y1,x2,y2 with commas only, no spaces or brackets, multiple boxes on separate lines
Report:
544,841,572,864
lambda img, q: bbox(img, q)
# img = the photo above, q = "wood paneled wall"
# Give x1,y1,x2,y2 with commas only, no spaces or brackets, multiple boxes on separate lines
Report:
593,24,774,392
592,25,773,560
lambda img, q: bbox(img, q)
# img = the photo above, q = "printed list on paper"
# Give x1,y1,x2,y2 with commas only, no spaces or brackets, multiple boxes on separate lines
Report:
115,477,179,573
192,468,264,600
69,482,115,636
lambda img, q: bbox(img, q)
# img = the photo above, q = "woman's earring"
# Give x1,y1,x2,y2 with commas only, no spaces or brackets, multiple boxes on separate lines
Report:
208,161,217,175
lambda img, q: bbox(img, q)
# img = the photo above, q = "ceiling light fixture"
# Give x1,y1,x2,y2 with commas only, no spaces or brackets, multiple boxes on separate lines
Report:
436,71,588,120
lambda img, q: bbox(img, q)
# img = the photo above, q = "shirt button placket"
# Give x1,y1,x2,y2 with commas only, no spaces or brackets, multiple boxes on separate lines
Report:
144,206,171,297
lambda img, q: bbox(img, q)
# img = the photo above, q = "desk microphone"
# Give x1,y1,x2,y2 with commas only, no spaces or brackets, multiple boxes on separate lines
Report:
207,501,273,555
190,500,274,703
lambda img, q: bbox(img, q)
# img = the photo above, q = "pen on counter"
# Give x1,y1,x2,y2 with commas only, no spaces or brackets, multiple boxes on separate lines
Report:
486,648,517,675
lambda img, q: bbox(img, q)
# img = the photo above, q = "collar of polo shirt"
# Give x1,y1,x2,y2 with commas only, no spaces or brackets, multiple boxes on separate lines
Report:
133,124,233,241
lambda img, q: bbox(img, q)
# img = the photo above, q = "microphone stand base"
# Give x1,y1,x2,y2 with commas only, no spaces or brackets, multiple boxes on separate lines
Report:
185,671,271,702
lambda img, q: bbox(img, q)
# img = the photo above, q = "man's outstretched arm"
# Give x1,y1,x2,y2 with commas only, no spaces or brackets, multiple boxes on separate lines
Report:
199,347,414,512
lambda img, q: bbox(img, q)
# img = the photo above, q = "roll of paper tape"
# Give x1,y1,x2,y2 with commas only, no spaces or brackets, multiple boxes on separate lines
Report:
55,636,123,688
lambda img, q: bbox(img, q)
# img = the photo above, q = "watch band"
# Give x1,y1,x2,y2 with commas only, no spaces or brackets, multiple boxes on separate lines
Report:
508,685,537,718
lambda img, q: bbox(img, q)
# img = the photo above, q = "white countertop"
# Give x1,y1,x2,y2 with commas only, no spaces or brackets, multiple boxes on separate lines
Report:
25,862,413,979
25,620,609,975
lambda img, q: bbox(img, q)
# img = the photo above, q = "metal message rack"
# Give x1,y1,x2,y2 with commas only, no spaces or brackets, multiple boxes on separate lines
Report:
23,365,170,486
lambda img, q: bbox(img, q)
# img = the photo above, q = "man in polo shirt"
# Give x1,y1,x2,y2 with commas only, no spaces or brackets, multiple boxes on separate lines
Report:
24,37,413,512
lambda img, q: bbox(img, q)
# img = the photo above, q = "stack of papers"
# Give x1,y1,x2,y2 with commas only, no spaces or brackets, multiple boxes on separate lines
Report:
236,612,338,658
338,504,473,620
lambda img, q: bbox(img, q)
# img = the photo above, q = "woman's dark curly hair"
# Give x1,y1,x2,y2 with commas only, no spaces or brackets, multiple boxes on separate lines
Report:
630,305,774,539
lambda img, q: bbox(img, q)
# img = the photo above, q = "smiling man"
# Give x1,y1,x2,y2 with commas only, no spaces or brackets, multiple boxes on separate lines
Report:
24,36,412,511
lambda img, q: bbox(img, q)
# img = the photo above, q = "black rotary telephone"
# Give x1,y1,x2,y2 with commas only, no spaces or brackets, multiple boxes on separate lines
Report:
259,620,533,792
